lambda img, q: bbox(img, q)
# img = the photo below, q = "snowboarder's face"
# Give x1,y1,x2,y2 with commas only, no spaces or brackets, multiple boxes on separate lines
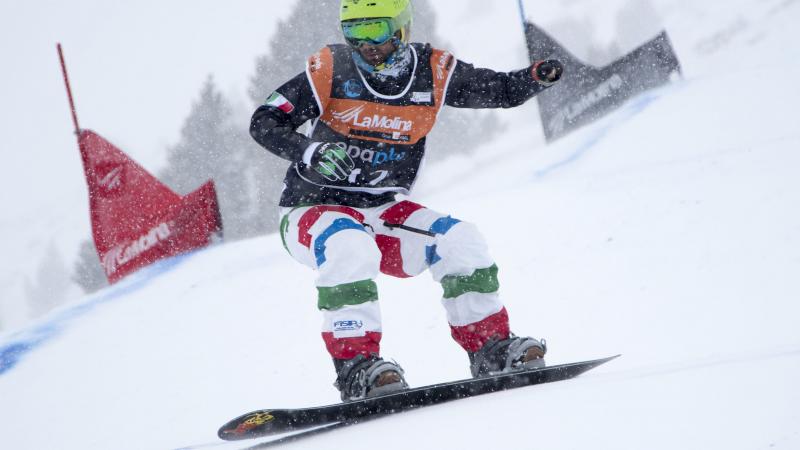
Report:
355,32,400,67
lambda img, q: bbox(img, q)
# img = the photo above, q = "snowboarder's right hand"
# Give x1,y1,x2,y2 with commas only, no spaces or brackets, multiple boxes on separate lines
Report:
307,142,355,182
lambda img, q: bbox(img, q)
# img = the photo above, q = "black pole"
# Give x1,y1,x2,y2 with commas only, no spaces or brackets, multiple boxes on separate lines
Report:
382,222,437,238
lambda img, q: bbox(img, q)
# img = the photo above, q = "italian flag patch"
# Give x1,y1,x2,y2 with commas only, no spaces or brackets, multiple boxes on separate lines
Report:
266,92,295,114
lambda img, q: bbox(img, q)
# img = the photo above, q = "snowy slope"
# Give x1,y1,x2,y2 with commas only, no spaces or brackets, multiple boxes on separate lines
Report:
2,0,800,449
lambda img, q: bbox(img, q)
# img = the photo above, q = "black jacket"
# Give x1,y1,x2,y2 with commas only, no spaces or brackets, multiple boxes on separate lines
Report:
251,43,553,208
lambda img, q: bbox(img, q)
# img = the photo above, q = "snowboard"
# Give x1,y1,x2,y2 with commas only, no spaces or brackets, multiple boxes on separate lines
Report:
218,354,619,442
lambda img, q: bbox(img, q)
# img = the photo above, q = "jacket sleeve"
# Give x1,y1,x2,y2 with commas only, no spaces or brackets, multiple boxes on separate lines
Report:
249,72,322,162
444,59,552,109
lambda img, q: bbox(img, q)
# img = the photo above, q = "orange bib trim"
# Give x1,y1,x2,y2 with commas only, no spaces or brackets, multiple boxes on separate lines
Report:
307,46,455,146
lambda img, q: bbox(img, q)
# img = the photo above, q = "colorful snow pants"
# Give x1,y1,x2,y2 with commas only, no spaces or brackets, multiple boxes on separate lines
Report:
279,201,510,360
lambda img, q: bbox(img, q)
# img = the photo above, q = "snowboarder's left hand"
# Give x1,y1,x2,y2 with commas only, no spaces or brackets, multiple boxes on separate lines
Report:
532,60,564,85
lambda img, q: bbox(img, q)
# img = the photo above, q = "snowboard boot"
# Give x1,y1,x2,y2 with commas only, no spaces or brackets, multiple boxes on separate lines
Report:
469,335,547,377
333,354,409,402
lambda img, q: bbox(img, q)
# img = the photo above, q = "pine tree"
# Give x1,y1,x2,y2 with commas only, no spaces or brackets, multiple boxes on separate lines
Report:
160,76,280,239
25,242,71,319
72,238,108,294
161,76,230,195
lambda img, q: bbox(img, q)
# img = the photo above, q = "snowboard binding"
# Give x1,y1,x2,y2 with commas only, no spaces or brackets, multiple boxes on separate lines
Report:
469,335,547,377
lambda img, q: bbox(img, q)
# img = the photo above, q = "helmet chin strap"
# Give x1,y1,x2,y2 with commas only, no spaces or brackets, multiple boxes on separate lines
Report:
352,37,410,75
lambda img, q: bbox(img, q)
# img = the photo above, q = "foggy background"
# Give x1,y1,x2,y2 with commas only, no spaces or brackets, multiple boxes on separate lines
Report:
0,0,666,332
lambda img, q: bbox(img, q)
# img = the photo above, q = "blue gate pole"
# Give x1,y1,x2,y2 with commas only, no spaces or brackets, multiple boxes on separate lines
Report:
517,0,528,35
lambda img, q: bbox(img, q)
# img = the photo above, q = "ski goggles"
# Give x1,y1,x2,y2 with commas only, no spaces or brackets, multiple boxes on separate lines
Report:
342,18,397,47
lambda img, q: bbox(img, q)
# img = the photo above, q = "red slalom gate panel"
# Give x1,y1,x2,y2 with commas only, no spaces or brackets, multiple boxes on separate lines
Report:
78,130,222,283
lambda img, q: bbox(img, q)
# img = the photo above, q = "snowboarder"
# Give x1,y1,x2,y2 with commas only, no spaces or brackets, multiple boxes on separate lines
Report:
250,0,563,402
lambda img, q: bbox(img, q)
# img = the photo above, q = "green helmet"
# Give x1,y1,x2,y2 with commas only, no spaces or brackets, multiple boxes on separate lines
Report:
340,0,413,46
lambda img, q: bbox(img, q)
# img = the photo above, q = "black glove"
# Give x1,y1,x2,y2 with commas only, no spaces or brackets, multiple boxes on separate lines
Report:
309,142,355,182
532,60,564,85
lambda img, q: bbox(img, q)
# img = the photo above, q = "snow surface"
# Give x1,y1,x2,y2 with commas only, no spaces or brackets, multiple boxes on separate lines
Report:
2,0,800,449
